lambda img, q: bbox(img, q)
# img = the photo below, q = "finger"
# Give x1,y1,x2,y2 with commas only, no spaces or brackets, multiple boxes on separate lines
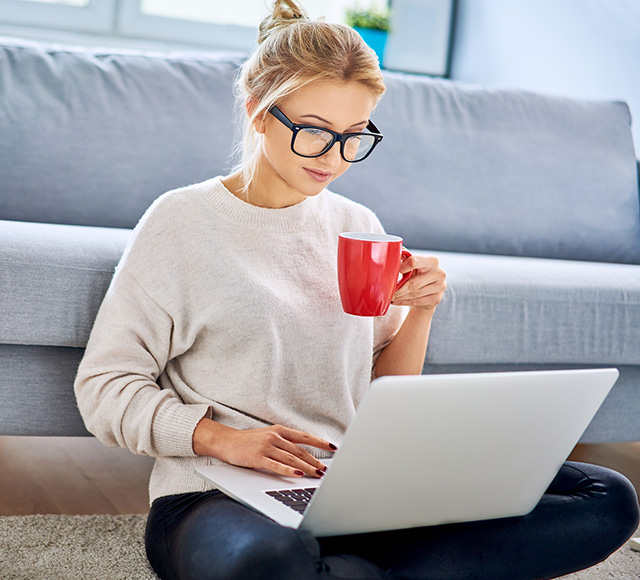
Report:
398,255,419,275
393,278,447,307
261,457,308,478
399,255,439,275
392,287,446,309
392,296,442,309
393,277,445,303
268,448,326,478
272,436,329,474
276,425,338,453
396,269,445,296
399,272,443,293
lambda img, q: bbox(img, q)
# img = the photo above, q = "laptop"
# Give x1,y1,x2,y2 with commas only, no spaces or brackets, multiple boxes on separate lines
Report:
195,368,618,537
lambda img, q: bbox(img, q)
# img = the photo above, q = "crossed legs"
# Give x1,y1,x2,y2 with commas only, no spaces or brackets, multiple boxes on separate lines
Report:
145,462,639,580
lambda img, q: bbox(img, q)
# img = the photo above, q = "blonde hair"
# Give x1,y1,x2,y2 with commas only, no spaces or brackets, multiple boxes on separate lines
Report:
233,0,386,194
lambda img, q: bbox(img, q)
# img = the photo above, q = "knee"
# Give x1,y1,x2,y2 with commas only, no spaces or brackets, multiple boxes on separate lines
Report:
179,526,322,580
219,527,321,580
569,462,640,565
596,465,639,544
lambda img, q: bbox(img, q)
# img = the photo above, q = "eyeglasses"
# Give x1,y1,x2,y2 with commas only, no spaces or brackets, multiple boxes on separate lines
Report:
268,105,383,163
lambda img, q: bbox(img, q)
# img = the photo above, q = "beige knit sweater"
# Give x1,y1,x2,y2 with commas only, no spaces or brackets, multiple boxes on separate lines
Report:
74,177,405,503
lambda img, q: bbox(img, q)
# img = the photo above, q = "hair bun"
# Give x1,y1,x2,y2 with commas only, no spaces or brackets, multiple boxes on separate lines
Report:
258,0,308,44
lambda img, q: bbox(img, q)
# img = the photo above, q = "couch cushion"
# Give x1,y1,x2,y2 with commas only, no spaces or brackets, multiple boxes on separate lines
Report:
0,344,89,436
0,37,244,228
336,72,640,264
3,218,639,366
421,250,640,365
0,220,130,347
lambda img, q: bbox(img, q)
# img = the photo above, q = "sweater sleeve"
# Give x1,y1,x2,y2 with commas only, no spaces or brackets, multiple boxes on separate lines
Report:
74,266,210,457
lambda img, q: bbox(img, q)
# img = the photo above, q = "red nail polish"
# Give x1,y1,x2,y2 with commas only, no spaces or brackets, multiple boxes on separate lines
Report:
294,470,304,476
329,443,338,450
316,469,325,477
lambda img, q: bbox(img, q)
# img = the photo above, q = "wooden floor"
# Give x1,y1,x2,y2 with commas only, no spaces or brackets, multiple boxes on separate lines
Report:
0,436,638,516
0,437,154,516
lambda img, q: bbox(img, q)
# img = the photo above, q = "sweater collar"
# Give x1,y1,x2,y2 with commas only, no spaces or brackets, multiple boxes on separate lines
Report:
201,177,324,231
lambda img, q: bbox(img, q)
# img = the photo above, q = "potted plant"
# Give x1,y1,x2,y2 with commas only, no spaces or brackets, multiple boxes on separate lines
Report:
345,3,391,65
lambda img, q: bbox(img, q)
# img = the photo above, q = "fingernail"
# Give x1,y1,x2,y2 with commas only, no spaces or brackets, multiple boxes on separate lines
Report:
316,469,325,477
294,470,304,476
329,443,338,450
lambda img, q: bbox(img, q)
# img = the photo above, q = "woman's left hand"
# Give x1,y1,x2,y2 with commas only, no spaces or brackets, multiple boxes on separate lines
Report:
391,254,447,311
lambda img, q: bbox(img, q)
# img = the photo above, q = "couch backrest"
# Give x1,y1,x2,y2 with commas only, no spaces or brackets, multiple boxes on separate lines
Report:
2,38,639,264
0,37,244,229
337,72,640,264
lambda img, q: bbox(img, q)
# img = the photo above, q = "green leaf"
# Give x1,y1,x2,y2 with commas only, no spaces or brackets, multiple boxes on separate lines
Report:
345,4,391,32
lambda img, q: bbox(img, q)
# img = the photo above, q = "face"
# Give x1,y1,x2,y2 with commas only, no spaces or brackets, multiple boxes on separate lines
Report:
253,80,377,208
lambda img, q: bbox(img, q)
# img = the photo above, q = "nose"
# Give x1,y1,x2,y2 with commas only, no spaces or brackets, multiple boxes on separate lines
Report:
321,140,344,168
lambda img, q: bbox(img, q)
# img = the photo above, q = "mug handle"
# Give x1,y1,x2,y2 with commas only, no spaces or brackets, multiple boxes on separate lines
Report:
395,250,414,291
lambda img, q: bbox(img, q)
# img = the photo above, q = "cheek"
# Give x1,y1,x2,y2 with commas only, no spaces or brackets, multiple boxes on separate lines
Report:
332,159,352,180
262,133,298,168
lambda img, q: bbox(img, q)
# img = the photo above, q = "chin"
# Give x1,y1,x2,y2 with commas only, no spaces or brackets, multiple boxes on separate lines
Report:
302,185,331,200
301,173,339,196
283,168,339,200
290,178,330,199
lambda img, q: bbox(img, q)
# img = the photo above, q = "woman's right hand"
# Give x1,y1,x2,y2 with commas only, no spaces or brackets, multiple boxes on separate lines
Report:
192,417,336,479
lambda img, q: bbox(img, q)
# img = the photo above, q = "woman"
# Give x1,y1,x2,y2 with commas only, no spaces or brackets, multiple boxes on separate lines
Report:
74,1,638,579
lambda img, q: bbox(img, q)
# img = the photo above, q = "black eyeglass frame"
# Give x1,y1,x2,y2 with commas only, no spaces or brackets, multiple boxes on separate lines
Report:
268,105,383,163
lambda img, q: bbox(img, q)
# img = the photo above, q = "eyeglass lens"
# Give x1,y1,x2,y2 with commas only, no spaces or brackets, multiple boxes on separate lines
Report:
294,128,377,162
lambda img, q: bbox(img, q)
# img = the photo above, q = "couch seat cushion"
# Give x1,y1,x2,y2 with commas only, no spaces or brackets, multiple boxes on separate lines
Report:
3,222,638,365
422,250,640,365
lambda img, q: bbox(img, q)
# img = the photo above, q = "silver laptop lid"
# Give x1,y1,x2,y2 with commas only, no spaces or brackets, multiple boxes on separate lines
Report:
301,368,617,535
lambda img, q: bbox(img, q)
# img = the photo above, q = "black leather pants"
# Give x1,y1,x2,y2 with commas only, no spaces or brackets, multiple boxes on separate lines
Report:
145,461,639,580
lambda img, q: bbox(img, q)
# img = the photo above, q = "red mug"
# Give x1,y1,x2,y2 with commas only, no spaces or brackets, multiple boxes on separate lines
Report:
337,232,414,317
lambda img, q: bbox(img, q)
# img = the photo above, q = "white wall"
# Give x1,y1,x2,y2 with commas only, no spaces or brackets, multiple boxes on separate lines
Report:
450,0,640,151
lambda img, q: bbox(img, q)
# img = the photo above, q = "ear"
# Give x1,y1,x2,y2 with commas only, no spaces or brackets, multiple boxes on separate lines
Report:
246,98,267,135
253,114,267,135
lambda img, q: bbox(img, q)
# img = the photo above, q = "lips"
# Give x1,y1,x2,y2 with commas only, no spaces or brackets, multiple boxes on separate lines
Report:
304,167,333,183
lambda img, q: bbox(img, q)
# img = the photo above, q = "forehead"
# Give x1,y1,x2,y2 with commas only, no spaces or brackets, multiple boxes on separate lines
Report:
280,81,377,127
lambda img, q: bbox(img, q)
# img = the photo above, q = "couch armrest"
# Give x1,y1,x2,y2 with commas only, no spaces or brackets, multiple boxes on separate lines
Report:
0,220,131,348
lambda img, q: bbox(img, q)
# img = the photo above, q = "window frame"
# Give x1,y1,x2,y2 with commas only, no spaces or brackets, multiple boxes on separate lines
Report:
0,0,117,34
116,0,257,52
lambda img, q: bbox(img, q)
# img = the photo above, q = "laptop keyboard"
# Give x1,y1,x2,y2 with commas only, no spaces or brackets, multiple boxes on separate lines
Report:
265,488,317,514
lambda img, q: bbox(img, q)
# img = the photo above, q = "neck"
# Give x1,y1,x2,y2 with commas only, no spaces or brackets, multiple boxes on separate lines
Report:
222,167,307,210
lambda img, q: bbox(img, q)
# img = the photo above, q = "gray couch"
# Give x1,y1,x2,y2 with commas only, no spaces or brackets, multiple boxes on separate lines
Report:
1,37,639,442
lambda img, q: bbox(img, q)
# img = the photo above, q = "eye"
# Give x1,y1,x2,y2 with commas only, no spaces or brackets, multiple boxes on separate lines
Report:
305,128,329,137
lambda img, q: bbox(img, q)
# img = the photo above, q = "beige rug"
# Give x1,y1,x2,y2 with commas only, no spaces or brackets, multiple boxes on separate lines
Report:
0,515,157,580
0,514,638,579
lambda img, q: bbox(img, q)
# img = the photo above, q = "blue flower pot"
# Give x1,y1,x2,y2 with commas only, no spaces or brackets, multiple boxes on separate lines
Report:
354,27,388,66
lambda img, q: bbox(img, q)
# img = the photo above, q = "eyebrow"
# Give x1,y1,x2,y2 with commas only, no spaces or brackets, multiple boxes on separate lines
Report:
299,114,369,130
